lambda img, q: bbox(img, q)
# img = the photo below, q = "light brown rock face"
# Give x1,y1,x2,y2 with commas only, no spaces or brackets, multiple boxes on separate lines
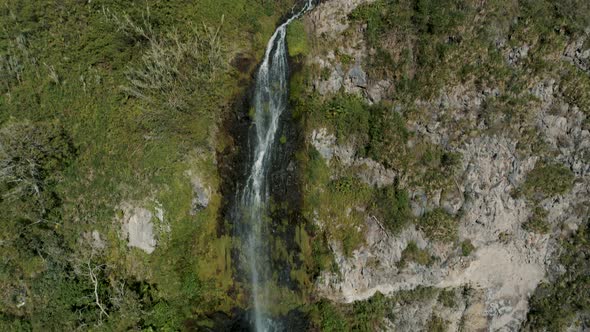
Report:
304,0,590,330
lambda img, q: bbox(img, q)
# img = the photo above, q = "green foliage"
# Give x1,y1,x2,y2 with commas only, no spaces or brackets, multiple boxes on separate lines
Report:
351,291,389,331
310,300,349,332
522,206,550,234
349,0,472,98
398,241,432,268
426,315,448,332
0,119,75,217
301,147,371,256
372,184,413,233
286,20,309,57
320,93,371,146
524,224,590,330
367,106,409,170
308,292,392,331
419,208,458,243
438,289,456,308
519,162,575,201
460,239,475,257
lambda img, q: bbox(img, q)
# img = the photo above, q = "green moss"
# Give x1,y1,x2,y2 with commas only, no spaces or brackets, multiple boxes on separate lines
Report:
286,20,309,57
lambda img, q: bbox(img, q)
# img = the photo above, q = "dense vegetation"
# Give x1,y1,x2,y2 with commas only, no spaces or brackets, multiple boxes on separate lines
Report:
0,0,296,329
524,224,590,330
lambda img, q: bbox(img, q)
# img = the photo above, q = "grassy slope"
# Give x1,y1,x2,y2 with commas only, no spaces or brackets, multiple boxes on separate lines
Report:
0,0,296,329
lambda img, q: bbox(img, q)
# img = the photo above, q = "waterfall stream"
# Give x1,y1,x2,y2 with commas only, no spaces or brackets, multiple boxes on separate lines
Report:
233,1,314,331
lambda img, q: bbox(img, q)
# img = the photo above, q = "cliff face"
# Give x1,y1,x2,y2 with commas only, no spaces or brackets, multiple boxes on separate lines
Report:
296,0,590,330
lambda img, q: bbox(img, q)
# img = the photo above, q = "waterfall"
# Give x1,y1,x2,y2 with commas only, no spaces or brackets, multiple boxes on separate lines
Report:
233,1,314,331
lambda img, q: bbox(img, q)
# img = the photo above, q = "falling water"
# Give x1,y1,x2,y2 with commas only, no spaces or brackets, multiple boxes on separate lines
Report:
233,1,314,331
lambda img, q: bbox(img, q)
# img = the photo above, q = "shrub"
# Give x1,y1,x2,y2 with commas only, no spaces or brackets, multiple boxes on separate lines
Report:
0,119,75,216
426,315,448,332
460,239,475,256
520,162,575,201
419,208,458,243
525,224,590,330
311,300,349,332
398,241,432,267
108,10,226,115
368,105,409,170
351,292,389,331
372,184,413,234
522,206,550,234
438,289,456,307
321,93,370,146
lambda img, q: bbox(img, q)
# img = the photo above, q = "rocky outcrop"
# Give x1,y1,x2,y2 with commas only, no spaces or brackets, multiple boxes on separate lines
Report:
186,170,211,214
304,0,590,330
563,32,590,74
120,203,157,254
311,128,395,187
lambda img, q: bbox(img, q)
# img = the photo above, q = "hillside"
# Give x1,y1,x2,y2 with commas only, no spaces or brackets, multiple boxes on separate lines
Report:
1,0,589,331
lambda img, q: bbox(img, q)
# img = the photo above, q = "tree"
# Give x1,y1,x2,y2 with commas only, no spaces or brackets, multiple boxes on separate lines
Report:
0,119,75,219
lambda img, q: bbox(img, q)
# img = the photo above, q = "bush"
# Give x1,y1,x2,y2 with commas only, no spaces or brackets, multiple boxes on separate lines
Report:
351,292,389,331
460,239,475,256
522,206,550,234
0,119,75,217
418,208,458,243
398,241,432,267
520,162,575,201
321,93,370,146
368,105,409,169
524,224,590,330
372,184,413,234
426,315,448,332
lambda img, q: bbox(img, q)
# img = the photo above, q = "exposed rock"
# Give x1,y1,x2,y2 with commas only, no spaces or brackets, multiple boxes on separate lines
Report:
305,1,590,331
307,0,374,97
81,230,106,253
120,203,157,254
310,128,355,165
563,34,590,74
507,44,529,65
306,0,376,39
316,135,554,330
310,127,395,187
90,230,105,250
347,63,367,88
311,128,337,161
186,170,210,214
352,157,396,188
367,80,391,103
313,61,344,95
